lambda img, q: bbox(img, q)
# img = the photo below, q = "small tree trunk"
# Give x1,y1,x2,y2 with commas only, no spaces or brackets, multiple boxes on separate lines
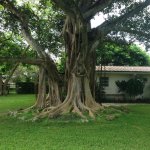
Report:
89,50,96,97
0,75,3,96
2,46,29,95
21,27,62,110
35,67,46,108
3,63,19,95
46,78,61,106
44,54,62,107
34,61,61,109
2,84,8,95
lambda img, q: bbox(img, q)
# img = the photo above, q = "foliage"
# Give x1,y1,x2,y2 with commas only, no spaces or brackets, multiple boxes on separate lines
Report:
0,33,36,75
96,42,150,66
116,76,147,97
115,80,127,93
56,51,66,73
0,0,64,86
16,82,36,94
102,0,150,49
12,65,38,82
0,0,64,57
95,81,105,102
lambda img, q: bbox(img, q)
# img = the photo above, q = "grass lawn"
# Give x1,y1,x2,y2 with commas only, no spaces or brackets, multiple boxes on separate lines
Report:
0,94,35,113
0,94,150,150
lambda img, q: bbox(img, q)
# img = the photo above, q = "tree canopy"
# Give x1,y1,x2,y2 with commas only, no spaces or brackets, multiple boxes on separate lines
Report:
0,32,36,74
0,0,63,102
96,42,150,66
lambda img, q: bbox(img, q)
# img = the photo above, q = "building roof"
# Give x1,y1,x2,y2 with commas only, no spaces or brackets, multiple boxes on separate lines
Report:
96,66,150,72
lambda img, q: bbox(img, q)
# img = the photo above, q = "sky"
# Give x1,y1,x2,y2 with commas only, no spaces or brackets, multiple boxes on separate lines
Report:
91,13,105,28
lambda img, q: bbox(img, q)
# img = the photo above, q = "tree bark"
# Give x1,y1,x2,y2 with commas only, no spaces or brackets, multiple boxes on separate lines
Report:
39,16,101,118
35,67,46,108
46,78,61,107
0,57,44,65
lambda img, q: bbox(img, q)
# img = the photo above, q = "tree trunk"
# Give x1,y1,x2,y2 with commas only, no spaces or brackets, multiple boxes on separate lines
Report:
38,16,101,118
39,73,100,118
33,55,62,109
21,28,61,109
46,78,61,106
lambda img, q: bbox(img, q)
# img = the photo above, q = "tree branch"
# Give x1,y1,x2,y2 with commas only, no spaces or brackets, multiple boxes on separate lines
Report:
104,36,131,46
117,28,150,40
3,63,19,84
90,0,150,47
52,0,87,23
83,0,113,20
94,0,150,37
0,33,13,44
0,0,27,25
51,0,76,18
0,0,46,58
0,57,44,65
2,45,30,87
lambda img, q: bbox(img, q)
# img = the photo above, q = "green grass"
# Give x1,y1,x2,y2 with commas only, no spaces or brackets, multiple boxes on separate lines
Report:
0,95,150,150
0,94,35,113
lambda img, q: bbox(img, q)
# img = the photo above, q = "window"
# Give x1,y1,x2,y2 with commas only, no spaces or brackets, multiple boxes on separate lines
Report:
99,77,109,87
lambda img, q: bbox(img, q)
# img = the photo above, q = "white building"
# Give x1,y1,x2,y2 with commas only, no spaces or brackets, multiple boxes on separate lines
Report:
96,66,150,101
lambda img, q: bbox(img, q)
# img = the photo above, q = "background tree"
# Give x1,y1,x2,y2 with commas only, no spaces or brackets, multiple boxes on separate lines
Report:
0,33,32,74
96,42,150,66
0,32,34,95
0,75,3,95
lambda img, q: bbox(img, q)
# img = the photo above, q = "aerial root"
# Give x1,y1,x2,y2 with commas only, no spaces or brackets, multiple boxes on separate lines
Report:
17,104,37,113
34,97,98,119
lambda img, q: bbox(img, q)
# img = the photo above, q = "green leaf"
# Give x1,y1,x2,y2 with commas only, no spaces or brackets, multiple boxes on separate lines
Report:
46,1,52,7
0,4,4,11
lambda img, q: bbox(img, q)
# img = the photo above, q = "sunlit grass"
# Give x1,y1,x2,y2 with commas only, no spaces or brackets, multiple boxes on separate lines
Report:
0,95,149,150
0,94,35,113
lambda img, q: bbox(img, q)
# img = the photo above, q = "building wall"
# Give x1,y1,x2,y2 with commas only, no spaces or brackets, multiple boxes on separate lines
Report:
96,72,150,100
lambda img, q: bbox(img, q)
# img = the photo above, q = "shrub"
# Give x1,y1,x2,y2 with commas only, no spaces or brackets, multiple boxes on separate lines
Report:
116,77,147,98
16,82,36,94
